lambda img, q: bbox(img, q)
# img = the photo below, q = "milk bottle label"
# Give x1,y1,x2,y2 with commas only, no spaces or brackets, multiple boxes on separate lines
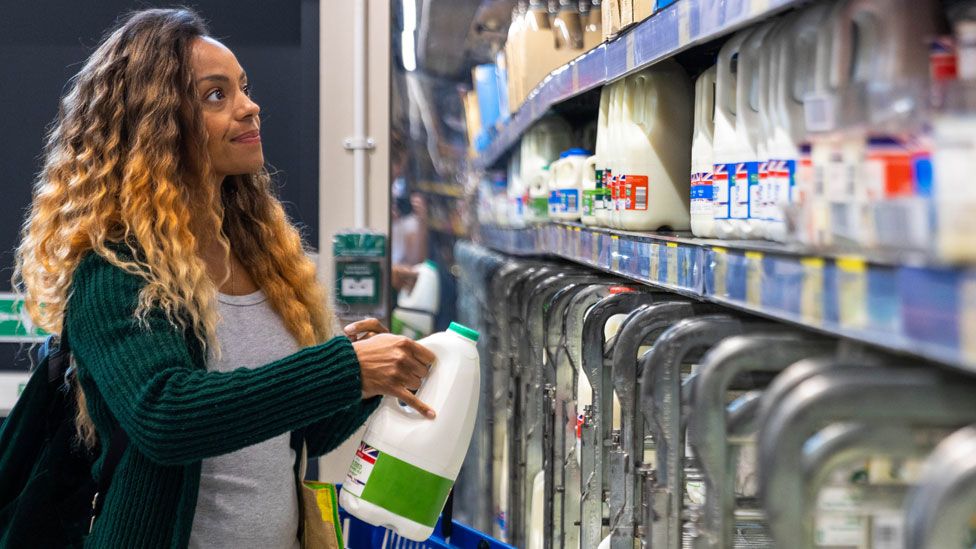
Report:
767,160,796,222
713,164,730,220
731,162,759,220
757,161,770,222
549,189,581,214
344,441,455,528
690,171,714,215
618,175,649,210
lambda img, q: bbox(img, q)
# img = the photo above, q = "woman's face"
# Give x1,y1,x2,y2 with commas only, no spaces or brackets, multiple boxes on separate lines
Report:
190,37,263,179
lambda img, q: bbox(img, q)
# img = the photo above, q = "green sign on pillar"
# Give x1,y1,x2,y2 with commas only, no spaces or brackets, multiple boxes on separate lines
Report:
0,293,48,342
333,231,388,325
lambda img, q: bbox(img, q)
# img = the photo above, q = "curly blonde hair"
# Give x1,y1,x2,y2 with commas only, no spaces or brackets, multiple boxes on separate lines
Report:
12,8,334,448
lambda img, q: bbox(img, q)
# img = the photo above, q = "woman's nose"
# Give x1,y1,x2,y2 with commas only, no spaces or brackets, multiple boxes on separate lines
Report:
238,94,260,119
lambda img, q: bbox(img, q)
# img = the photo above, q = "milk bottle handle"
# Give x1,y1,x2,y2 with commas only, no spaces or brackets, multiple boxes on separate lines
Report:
829,0,889,91
628,73,652,133
737,23,774,140
698,67,716,140
715,29,753,122
583,155,598,185
779,5,830,139
388,339,446,419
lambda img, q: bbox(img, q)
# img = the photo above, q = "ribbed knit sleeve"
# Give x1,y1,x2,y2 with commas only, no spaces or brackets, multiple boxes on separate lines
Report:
66,250,367,466
304,397,381,458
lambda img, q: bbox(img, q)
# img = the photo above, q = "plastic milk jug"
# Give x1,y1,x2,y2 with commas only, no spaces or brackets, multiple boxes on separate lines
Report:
391,260,440,339
765,5,830,242
712,28,756,239
549,148,592,220
507,148,527,228
690,66,718,237
612,61,693,231
527,165,552,223
587,85,614,226
582,154,601,225
755,20,783,241
341,323,481,542
603,80,626,228
734,21,777,239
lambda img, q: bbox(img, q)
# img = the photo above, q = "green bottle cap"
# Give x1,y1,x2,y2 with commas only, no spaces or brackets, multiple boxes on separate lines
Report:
424,259,438,270
448,322,479,342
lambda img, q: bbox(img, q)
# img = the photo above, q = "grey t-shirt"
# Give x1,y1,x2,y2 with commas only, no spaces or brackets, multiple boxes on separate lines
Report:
188,290,302,549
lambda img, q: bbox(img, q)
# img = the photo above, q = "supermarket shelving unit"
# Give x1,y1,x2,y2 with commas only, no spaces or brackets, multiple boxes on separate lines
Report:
469,0,975,375
474,0,807,171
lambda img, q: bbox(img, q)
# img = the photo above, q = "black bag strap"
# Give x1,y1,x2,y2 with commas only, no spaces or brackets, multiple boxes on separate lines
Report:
56,319,130,529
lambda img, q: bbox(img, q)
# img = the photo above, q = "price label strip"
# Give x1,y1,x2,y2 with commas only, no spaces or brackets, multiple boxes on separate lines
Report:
667,243,679,287
837,256,868,330
712,247,728,298
745,251,763,307
801,257,826,324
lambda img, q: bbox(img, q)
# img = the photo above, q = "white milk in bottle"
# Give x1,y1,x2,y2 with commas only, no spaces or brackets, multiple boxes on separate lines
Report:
604,80,625,228
691,66,718,237
734,21,777,239
341,323,481,542
507,148,527,228
590,84,615,227
549,148,592,221
581,154,601,225
613,61,693,231
765,5,830,242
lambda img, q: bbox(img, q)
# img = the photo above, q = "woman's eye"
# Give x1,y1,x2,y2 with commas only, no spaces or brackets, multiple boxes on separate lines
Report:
242,84,251,97
205,89,225,102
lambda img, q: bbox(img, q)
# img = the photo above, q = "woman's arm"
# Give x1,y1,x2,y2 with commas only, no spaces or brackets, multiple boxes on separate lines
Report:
302,396,381,458
67,251,366,466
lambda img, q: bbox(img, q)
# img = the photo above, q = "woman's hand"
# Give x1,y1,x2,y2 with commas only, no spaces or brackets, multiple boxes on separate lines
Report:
343,318,389,341
352,333,437,419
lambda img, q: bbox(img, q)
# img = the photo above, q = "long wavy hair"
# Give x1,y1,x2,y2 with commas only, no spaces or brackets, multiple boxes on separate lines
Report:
12,8,334,448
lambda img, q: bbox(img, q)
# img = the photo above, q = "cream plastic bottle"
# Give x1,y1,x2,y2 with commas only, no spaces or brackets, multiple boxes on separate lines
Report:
690,66,718,237
527,165,552,223
612,61,693,231
521,116,573,223
549,148,592,221
756,20,789,242
602,80,625,228
712,28,756,239
341,323,481,542
733,21,777,239
582,154,601,225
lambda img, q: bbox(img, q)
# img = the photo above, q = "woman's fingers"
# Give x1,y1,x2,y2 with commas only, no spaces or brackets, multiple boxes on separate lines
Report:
396,387,436,419
344,318,389,341
407,340,437,366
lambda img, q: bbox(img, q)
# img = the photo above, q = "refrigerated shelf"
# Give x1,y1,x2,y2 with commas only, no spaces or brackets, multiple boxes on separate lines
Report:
477,223,976,372
475,0,806,170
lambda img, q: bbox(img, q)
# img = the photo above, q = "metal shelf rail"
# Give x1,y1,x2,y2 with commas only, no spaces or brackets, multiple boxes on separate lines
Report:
477,223,976,372
475,0,806,170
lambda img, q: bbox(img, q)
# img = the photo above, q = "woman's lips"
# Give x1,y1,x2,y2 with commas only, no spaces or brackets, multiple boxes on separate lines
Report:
231,130,261,144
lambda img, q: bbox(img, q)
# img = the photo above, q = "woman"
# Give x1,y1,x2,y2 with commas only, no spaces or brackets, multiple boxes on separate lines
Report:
12,8,433,548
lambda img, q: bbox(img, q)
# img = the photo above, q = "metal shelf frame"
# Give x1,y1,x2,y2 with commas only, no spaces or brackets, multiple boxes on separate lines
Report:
475,0,805,170
477,223,976,372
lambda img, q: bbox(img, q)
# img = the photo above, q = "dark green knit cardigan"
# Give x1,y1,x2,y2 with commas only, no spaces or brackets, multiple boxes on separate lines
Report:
63,249,379,547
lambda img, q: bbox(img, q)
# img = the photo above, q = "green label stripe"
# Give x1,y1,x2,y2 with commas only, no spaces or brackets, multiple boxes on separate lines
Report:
360,452,454,527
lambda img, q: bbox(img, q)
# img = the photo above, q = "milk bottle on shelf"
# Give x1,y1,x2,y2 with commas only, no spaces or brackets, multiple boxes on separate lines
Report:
549,148,592,221
603,80,626,228
612,61,693,231
691,66,718,237
755,21,783,241
588,84,614,227
507,148,527,228
341,323,481,542
766,5,831,242
527,165,552,223
713,28,756,239
733,21,777,239
582,154,600,225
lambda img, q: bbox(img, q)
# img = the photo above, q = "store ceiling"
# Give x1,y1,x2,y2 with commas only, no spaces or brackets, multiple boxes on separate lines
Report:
416,0,514,79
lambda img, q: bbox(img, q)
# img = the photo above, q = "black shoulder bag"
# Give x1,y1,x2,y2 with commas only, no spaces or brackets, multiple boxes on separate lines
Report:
0,323,128,548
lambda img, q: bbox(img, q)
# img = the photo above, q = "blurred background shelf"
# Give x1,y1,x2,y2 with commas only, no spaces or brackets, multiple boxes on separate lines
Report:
473,0,806,170
478,222,976,372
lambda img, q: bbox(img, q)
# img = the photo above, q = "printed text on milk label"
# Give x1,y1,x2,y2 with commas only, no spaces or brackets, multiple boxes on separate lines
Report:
731,162,759,220
691,171,714,215
713,164,730,220
344,442,379,497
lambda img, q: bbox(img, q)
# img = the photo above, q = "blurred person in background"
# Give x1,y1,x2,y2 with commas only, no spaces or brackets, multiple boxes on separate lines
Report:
390,135,429,292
